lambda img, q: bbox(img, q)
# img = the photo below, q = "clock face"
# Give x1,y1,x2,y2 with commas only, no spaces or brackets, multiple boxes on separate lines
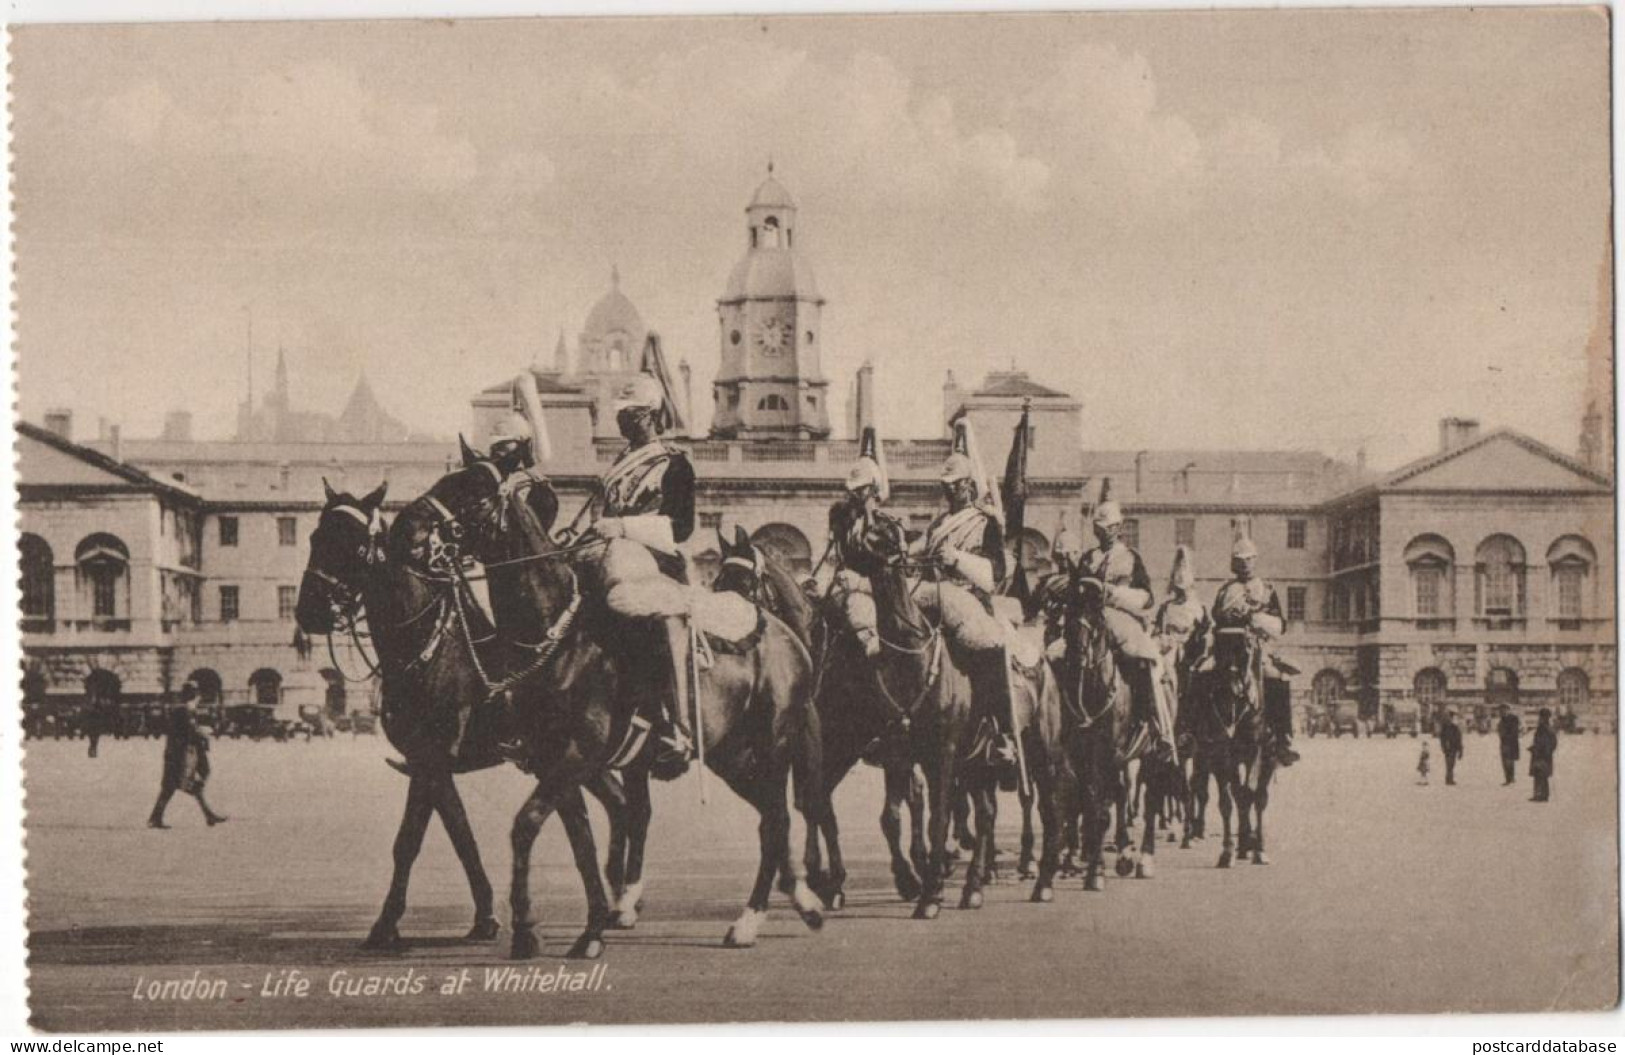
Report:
755,317,792,354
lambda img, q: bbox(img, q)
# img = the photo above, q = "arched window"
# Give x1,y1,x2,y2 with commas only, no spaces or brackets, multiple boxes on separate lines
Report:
756,394,789,412
1485,667,1520,709
1546,535,1596,621
1557,668,1589,714
186,669,223,707
752,523,813,576
1475,535,1526,618
248,669,283,708
1312,670,1344,708
1404,535,1454,620
1007,528,1052,580
760,215,782,249
19,534,54,625
75,533,129,622
1414,668,1447,717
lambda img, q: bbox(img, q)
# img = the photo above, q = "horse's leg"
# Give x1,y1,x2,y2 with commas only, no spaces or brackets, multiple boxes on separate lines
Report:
1029,755,1067,903
907,765,930,883
1215,757,1236,869
556,786,611,959
362,772,436,951
1134,763,1158,878
586,771,628,907
951,786,975,856
980,780,1000,886
1017,778,1037,880
816,800,848,911
958,775,995,909
608,770,652,929
1194,753,1211,840
1252,764,1272,866
428,772,498,941
508,782,558,960
880,762,922,901
914,757,951,920
724,781,789,948
1082,736,1107,892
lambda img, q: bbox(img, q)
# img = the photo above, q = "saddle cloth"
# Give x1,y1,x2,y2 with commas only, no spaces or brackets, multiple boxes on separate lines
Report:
605,577,760,644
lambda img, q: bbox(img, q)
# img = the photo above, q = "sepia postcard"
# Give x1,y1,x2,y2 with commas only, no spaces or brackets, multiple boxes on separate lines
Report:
7,6,1619,1033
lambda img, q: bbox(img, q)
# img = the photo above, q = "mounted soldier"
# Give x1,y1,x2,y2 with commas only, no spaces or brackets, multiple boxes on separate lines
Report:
913,417,1019,772
826,426,889,659
1155,545,1212,678
1211,517,1300,767
1075,478,1176,761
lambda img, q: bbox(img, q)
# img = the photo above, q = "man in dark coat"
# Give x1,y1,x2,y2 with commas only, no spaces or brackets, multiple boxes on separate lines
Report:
1437,708,1464,786
1529,708,1557,803
147,684,226,829
1496,704,1521,785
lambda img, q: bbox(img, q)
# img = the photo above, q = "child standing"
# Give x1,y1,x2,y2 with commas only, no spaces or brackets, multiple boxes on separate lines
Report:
1416,740,1431,786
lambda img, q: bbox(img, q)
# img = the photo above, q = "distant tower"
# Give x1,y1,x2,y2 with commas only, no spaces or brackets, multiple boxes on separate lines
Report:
1578,245,1614,477
553,329,571,374
579,266,647,374
711,164,832,440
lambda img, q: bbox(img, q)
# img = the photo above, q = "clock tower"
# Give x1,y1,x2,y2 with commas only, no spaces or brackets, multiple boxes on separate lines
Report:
711,165,832,440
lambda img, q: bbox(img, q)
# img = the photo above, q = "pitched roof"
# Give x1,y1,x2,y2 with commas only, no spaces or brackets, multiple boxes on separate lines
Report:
973,373,1070,399
1374,428,1612,492
17,421,199,502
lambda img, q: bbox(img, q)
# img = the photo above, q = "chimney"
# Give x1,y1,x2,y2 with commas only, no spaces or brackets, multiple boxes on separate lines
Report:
43,409,72,442
1438,417,1481,453
108,424,123,464
162,411,193,443
1134,451,1148,494
855,360,877,436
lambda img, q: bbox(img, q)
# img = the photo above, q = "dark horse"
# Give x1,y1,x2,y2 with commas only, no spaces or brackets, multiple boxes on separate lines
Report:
1190,628,1278,867
712,526,930,909
294,480,628,953
429,456,830,953
1055,573,1182,888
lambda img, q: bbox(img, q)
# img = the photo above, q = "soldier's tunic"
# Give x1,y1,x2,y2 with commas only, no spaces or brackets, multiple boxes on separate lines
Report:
1078,540,1159,661
593,440,697,605
1211,577,1284,666
1155,594,1212,673
827,498,882,640
915,503,1009,652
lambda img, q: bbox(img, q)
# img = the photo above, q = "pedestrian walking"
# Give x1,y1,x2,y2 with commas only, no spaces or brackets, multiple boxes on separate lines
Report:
1496,703,1520,785
1529,708,1557,803
1438,707,1464,786
147,683,227,829
1416,740,1431,786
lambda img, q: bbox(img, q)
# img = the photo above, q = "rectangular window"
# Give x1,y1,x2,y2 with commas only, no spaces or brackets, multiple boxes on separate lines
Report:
278,585,298,621
699,512,723,531
1556,566,1583,619
1121,518,1140,550
1287,587,1306,623
1287,519,1307,550
92,569,117,618
1174,518,1196,548
219,585,239,623
218,516,239,547
1415,567,1442,617
277,516,298,547
190,583,203,625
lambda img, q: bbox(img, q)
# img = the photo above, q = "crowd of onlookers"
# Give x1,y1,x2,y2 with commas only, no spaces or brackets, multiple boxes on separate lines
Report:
21,702,378,744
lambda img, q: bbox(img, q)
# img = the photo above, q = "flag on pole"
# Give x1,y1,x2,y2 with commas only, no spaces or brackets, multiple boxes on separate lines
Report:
1000,400,1032,603
638,333,689,437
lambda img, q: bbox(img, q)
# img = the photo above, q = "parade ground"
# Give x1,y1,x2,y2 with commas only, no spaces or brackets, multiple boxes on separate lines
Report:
23,731,1620,1031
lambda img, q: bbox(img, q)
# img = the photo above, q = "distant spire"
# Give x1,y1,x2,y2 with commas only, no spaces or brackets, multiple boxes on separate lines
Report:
610,264,620,292
553,328,570,374
274,346,289,398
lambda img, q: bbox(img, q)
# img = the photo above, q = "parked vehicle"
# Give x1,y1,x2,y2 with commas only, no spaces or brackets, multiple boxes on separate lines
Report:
1383,698,1421,738
1327,698,1364,738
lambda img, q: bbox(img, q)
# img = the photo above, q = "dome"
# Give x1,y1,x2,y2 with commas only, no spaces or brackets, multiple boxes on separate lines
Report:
722,248,821,302
582,266,647,345
748,174,797,211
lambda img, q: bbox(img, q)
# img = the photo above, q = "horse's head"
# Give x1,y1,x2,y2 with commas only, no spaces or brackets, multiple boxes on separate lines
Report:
296,479,389,635
422,442,563,567
712,525,764,601
1212,627,1258,709
853,510,909,569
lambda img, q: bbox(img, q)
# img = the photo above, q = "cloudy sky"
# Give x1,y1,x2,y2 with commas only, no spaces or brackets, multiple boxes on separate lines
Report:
11,9,1611,465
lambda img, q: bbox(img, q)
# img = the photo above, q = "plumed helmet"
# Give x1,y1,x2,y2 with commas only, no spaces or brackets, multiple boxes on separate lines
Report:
1169,544,1196,591
490,411,531,446
1231,515,1258,560
613,374,666,415
1053,514,1085,561
1090,478,1122,527
846,459,882,493
941,451,978,485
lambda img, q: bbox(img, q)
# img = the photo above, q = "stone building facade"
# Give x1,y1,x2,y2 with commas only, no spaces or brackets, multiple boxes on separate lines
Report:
19,169,1616,733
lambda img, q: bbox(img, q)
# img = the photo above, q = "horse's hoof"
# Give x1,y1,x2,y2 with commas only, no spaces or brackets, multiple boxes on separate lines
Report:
827,890,846,912
913,901,941,921
724,909,765,948
1252,851,1271,866
894,874,922,902
1115,854,1136,878
607,911,637,931
1084,873,1105,893
798,908,824,931
359,927,408,954
510,928,541,960
1030,886,1054,904
959,889,984,910
1217,851,1232,869
723,927,755,948
1136,858,1155,879
1019,867,1038,881
566,935,605,960
1166,832,1178,844
464,917,500,942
